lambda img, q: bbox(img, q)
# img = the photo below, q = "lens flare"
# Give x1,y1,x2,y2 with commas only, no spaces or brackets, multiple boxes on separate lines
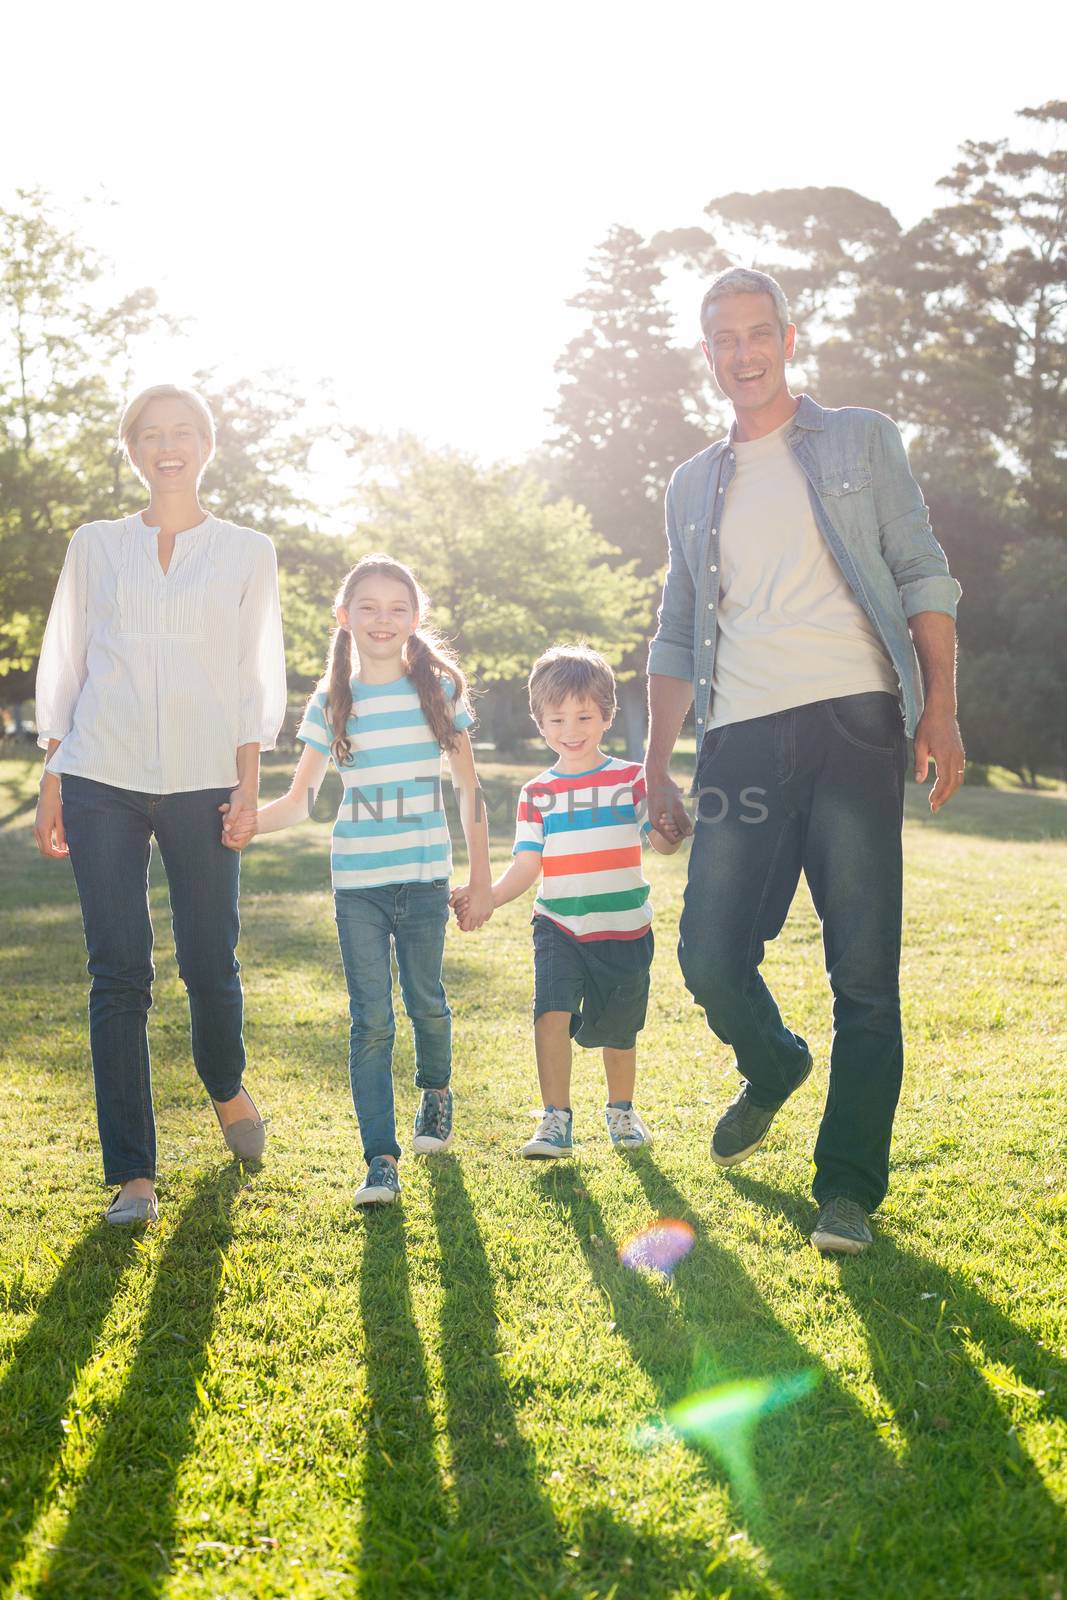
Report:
618,1218,696,1277
635,1370,820,1500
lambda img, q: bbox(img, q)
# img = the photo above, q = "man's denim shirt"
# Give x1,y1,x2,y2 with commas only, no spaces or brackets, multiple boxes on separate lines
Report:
647,395,961,752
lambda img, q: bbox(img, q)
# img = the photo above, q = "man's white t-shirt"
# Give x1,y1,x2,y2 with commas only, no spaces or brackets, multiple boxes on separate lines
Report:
709,417,898,729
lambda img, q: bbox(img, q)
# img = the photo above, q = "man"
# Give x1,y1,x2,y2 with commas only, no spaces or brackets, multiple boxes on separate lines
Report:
646,267,963,1255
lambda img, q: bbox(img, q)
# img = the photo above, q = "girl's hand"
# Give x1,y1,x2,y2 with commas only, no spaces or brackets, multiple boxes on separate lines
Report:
34,774,69,859
451,882,493,932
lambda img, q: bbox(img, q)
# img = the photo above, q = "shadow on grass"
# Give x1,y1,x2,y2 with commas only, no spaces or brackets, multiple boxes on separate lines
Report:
427,1160,741,1600
0,1223,138,1590
427,1157,564,1596
356,1203,452,1598
533,1157,915,1600
34,1166,242,1598
730,1172,1067,1589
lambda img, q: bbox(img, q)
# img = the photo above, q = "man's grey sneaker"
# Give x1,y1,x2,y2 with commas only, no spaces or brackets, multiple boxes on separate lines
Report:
413,1087,454,1153
105,1191,158,1225
354,1156,401,1206
522,1106,573,1159
605,1104,652,1149
811,1197,873,1255
710,1055,812,1169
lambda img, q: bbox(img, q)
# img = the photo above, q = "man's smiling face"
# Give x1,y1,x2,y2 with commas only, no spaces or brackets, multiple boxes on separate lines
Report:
701,291,796,417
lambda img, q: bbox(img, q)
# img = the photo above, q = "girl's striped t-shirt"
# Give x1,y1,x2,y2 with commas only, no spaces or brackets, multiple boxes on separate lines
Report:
513,757,652,942
297,673,473,890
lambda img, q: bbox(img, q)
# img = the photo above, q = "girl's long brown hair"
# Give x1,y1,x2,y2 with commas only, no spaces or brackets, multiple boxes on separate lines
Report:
322,555,471,765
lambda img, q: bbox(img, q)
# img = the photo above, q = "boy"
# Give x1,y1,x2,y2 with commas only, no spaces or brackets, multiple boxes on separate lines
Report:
482,644,679,1156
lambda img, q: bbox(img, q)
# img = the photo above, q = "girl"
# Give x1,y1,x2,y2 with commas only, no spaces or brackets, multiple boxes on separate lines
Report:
224,555,492,1204
33,384,287,1224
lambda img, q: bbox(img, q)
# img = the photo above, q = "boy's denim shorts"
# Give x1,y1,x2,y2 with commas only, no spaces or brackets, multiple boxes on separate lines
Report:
532,914,654,1050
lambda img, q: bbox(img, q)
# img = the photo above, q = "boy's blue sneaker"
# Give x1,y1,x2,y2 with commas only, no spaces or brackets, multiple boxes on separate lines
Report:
354,1156,400,1206
522,1106,573,1159
605,1103,652,1149
413,1087,454,1153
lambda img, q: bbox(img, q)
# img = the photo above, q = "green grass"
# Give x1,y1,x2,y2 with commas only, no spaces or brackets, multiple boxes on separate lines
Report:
0,748,1065,1600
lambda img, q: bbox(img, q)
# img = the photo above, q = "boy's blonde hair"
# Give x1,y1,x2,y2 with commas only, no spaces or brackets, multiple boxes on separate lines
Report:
528,644,616,726
117,385,216,480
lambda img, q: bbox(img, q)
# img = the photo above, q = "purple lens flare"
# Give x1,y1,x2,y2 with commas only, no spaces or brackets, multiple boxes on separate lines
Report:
618,1218,696,1277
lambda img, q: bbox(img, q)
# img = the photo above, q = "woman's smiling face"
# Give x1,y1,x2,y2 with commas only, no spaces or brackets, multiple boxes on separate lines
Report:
130,397,212,493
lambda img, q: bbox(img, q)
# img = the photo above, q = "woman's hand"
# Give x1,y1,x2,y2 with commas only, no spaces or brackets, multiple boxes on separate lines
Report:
220,784,259,851
34,773,69,859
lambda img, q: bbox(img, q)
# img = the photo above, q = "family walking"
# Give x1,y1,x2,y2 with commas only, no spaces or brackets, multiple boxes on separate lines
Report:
33,267,963,1255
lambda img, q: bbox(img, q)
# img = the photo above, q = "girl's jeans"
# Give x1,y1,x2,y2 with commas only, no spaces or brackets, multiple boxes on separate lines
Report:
61,774,246,1186
334,880,452,1162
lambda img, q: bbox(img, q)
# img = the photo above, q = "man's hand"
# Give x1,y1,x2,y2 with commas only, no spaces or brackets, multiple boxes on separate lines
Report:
34,773,69,859
645,768,694,842
913,706,966,813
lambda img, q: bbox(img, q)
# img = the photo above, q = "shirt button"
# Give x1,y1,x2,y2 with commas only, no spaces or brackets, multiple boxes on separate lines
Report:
707,602,715,610
718,486,725,494
710,564,718,573
704,638,711,646
843,480,850,488
699,678,707,685
688,522,696,531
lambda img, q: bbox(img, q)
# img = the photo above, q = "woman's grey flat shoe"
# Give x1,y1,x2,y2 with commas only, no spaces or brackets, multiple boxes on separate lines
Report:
213,1090,267,1161
106,1192,158,1225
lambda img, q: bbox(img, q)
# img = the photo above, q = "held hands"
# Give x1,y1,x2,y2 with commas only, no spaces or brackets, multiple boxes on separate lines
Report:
449,882,494,932
645,768,693,844
219,784,260,851
913,706,966,813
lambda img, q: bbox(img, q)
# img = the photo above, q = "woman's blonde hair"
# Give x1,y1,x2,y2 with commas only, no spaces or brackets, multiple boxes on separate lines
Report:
117,385,216,481
323,555,471,764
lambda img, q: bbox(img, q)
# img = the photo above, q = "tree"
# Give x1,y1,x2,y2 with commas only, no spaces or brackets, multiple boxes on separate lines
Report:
0,191,168,698
348,437,654,746
546,226,711,749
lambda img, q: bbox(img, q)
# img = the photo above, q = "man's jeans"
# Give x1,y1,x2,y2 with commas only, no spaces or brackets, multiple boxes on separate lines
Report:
679,692,907,1212
334,880,453,1163
62,775,246,1186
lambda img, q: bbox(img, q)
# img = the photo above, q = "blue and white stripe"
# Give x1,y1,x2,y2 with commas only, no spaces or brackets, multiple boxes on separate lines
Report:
297,674,473,890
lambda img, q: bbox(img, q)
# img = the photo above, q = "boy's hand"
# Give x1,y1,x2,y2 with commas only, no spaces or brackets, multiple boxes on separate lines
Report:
450,882,493,931
219,798,259,851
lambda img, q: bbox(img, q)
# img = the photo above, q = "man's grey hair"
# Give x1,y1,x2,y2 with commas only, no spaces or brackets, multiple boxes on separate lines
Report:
700,268,791,338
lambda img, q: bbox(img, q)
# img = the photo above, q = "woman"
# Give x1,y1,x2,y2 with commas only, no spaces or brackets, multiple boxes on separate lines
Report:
33,384,287,1224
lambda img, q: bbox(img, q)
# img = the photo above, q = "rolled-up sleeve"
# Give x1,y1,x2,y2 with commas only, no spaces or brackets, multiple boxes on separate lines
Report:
237,535,288,749
35,526,90,749
871,417,961,620
647,475,696,681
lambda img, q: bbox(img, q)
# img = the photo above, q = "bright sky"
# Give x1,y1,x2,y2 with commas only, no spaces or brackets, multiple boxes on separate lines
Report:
4,0,1064,471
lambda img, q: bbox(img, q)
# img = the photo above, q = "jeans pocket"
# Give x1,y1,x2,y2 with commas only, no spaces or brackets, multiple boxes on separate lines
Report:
696,724,732,784
825,693,903,756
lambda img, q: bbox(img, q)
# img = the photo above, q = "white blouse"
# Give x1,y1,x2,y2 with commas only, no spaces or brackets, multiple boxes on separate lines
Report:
36,513,288,793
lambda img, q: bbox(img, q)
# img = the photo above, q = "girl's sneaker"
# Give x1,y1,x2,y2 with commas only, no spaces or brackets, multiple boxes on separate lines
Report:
605,1103,652,1149
522,1106,573,1159
412,1087,454,1153
354,1156,400,1206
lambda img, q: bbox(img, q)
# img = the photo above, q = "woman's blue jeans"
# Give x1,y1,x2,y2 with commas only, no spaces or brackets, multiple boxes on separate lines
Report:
62,774,246,1185
334,880,452,1163
679,693,907,1213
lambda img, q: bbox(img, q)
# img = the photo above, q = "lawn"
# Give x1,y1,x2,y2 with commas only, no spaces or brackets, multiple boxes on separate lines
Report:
1,745,1065,1600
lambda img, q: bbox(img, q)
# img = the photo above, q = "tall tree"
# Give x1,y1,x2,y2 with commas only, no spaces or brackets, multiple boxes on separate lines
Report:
546,225,711,748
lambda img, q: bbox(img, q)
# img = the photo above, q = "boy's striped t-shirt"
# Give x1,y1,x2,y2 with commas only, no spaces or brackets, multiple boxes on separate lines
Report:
297,673,473,890
513,757,652,942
